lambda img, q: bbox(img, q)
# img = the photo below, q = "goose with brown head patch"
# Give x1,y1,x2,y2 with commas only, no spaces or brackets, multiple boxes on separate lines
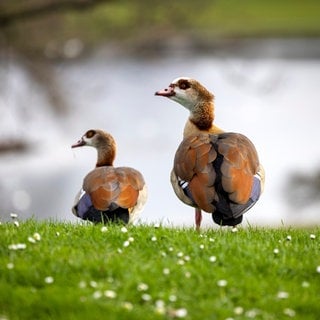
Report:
156,77,264,229
72,129,147,224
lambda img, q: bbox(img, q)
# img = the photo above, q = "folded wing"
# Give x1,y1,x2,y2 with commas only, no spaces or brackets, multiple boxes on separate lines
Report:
83,167,145,211
172,133,262,223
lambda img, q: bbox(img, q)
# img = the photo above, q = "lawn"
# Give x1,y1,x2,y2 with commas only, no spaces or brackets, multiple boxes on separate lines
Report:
1,218,320,319
67,0,320,44
4,0,320,56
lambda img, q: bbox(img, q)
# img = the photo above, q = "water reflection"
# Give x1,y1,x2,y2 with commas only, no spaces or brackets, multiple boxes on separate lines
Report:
1,42,320,226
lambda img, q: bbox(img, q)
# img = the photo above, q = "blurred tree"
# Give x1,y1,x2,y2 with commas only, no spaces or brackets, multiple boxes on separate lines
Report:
0,0,110,27
0,1,112,119
0,0,112,153
0,0,113,58
0,0,320,152
286,170,320,208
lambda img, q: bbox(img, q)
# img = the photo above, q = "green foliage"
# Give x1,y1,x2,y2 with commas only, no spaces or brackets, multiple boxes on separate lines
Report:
1,0,320,57
1,219,320,319
65,0,320,44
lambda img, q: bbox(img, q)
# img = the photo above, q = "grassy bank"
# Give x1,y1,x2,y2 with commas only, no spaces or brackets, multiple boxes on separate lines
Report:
70,0,320,41
2,0,320,57
1,220,320,319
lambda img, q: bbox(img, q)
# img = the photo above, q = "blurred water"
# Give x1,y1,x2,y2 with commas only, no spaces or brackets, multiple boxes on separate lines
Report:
1,42,320,226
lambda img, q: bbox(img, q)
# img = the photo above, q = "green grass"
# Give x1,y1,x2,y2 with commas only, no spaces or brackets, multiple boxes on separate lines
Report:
5,0,320,57
1,219,320,319
66,0,320,44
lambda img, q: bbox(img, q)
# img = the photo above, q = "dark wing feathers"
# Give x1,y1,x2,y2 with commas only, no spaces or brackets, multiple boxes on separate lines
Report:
173,133,260,217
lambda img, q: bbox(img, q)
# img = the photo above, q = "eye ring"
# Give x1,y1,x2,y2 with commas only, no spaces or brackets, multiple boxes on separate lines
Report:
86,130,96,138
180,83,187,89
178,80,190,90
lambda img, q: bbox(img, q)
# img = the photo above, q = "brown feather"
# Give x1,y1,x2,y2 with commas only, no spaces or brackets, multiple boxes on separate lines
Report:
173,132,260,212
117,167,145,190
174,147,196,181
73,129,147,223
117,185,139,208
195,144,212,172
217,133,259,204
84,168,118,192
90,186,116,210
229,167,253,203
188,174,215,212
156,77,263,227
82,166,145,211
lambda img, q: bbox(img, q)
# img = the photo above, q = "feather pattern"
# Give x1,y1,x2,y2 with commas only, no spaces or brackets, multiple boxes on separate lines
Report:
155,77,264,228
72,129,147,224
172,133,262,225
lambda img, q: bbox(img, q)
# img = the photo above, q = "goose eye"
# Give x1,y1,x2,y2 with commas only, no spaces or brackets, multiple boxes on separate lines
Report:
86,130,96,138
178,80,190,90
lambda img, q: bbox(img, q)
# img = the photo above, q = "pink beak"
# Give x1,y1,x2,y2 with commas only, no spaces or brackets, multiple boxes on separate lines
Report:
71,138,85,148
155,86,175,97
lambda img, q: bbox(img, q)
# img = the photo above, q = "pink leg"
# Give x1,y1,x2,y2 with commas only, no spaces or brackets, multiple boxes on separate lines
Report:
195,208,202,231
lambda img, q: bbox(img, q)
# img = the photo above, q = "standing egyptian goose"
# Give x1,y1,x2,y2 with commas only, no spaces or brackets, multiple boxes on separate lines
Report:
155,77,265,229
72,129,147,224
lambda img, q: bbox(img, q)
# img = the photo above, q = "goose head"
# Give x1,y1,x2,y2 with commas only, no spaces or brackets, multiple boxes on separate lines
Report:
72,129,116,167
155,77,214,112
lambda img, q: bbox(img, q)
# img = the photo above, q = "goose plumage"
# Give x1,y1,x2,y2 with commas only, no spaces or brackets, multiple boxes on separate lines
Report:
155,77,264,229
72,129,147,224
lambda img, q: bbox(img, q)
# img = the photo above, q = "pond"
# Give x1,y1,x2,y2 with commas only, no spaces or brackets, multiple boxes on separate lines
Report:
1,39,320,226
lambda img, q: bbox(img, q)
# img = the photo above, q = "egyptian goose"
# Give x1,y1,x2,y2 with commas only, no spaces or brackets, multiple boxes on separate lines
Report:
155,77,265,229
72,129,147,224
